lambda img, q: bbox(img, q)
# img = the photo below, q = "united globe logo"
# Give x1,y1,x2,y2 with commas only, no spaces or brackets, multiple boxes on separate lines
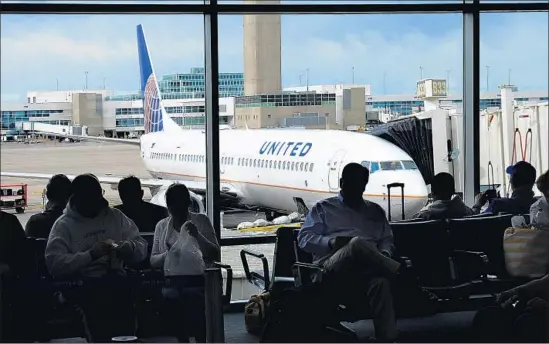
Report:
143,74,163,133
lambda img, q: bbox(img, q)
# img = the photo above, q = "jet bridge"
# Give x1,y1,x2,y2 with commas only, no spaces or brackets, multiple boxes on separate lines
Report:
368,108,457,191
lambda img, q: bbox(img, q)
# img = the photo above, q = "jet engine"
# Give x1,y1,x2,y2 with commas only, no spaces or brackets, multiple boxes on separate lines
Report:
149,184,205,214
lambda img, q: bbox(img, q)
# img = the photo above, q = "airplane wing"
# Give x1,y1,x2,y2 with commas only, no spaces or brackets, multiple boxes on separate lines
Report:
41,132,140,146
1,172,241,201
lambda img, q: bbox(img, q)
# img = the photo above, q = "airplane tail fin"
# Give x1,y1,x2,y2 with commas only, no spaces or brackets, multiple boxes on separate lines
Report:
137,24,180,134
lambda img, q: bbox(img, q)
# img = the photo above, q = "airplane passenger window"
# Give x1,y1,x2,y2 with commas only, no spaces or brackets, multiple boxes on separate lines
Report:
380,161,404,170
277,161,281,169
370,162,380,173
269,160,273,169
291,162,295,170
309,163,314,172
305,162,309,171
300,162,304,171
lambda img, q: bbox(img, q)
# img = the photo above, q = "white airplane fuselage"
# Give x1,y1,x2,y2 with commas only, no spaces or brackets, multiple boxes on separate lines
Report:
139,128,429,219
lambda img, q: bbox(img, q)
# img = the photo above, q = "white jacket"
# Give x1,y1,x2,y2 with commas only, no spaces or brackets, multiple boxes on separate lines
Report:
530,196,549,229
150,212,219,269
45,203,148,278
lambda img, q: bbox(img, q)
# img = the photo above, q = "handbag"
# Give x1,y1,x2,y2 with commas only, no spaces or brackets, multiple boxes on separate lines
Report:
164,222,205,276
504,226,549,278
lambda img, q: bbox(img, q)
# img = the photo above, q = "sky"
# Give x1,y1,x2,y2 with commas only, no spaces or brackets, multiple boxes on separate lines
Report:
1,10,548,104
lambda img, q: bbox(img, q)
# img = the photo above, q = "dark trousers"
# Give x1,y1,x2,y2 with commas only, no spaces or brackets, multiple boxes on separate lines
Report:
318,237,401,341
64,277,136,343
472,305,548,343
162,275,206,343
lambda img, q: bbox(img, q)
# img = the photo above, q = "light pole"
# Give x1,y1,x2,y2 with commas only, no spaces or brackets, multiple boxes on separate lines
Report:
445,69,451,95
103,77,107,90
56,78,59,91
84,71,89,90
485,65,490,91
508,68,512,85
419,66,424,80
352,66,355,84
306,68,309,92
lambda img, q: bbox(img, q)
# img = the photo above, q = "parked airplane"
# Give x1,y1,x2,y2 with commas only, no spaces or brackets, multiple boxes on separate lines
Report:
1,24,429,220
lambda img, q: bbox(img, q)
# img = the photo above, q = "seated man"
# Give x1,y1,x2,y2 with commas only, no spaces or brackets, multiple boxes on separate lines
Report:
473,161,537,215
25,174,72,239
472,274,548,343
413,172,474,220
114,176,168,233
298,163,400,342
530,169,549,229
45,173,148,342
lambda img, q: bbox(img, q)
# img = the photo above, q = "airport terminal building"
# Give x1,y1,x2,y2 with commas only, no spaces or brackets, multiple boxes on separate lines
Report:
1,67,548,137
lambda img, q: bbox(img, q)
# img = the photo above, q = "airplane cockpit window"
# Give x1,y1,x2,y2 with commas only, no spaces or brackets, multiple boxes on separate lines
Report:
361,161,371,170
401,160,418,170
370,162,380,173
379,161,403,170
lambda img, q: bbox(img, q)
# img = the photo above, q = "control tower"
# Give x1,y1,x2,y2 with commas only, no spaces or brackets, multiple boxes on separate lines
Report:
243,0,282,96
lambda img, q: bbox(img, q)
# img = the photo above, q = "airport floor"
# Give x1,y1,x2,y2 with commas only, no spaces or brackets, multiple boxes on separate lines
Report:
48,310,478,343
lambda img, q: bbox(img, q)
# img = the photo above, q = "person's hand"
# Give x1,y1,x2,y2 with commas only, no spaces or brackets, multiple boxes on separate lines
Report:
89,241,112,260
329,236,352,251
114,241,134,260
474,191,489,209
183,221,199,237
496,289,519,308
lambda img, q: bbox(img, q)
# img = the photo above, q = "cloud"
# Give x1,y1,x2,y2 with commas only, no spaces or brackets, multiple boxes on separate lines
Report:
1,11,547,103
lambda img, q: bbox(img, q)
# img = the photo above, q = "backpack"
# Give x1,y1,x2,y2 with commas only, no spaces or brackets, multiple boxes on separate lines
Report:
244,292,271,335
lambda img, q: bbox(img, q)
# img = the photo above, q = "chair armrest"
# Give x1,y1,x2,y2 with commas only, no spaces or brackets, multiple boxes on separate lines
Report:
212,262,233,307
451,250,491,286
240,249,270,291
292,262,326,286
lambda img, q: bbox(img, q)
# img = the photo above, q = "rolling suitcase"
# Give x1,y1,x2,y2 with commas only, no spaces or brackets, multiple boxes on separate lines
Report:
387,182,405,221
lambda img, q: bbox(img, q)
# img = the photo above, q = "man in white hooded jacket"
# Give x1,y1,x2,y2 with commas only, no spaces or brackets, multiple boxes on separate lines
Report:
45,173,148,278
45,173,148,341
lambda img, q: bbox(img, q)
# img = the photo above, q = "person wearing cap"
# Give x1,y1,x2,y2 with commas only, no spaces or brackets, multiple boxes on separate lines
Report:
472,161,537,215
45,173,148,278
25,174,72,239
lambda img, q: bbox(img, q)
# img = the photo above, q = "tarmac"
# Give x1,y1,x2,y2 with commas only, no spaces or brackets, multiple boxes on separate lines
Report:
0,140,276,282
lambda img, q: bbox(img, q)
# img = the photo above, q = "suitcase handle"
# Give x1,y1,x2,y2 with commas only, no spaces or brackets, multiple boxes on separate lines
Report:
386,183,405,221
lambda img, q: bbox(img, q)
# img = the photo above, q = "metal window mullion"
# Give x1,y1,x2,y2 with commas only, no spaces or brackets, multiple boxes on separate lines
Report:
462,2,480,206
204,1,221,246
3,2,547,15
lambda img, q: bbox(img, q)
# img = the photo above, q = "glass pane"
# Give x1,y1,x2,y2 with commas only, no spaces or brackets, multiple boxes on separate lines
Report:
478,12,549,196
402,160,419,170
